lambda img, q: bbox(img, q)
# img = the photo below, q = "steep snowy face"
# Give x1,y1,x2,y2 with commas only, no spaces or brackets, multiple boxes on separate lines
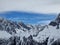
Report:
0,31,12,39
33,25,60,45
47,25,60,45
15,28,30,41
0,24,60,45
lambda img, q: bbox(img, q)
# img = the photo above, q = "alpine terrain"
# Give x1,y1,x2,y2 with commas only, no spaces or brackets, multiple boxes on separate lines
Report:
0,14,60,45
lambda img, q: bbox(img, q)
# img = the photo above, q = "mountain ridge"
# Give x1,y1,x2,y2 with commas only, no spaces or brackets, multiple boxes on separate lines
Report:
0,13,60,45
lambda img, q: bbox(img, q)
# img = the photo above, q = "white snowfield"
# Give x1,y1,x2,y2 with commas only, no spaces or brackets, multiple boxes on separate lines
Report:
0,31,12,39
15,28,31,41
33,25,60,45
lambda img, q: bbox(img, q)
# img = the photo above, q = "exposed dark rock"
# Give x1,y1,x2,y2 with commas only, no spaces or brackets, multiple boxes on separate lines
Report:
51,39,60,45
49,21,57,26
18,22,31,30
49,13,60,28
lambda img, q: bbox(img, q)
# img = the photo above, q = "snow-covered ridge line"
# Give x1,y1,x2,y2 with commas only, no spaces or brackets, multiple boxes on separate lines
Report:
0,14,60,45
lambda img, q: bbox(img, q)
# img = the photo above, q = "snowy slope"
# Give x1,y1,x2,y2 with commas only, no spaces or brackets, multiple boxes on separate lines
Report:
0,31,12,39
15,24,60,45
15,23,60,45
33,25,60,45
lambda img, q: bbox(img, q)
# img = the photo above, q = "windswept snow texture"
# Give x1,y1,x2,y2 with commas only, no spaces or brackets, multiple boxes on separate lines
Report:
0,31,12,39
33,25,60,44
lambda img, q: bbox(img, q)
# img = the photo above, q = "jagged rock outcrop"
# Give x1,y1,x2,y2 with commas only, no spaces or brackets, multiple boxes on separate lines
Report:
0,17,32,35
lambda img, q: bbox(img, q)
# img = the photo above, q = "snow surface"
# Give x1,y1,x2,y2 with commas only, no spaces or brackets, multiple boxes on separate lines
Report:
15,25,60,44
33,25,60,45
0,31,12,39
15,28,31,41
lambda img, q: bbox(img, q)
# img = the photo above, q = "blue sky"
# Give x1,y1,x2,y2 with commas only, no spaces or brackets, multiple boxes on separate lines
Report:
0,11,56,24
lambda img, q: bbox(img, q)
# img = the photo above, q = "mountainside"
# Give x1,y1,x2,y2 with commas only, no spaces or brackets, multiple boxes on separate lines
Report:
0,14,60,45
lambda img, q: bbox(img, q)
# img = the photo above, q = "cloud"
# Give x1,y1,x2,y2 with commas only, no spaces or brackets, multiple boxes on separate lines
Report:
37,20,51,24
0,0,60,13
50,0,60,4
8,16,53,24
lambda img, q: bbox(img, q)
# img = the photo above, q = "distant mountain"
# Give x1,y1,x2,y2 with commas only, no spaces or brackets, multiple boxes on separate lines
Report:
0,17,45,45
0,12,60,45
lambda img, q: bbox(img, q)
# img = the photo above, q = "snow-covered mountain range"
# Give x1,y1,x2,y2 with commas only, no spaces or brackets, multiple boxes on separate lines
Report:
0,15,60,45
